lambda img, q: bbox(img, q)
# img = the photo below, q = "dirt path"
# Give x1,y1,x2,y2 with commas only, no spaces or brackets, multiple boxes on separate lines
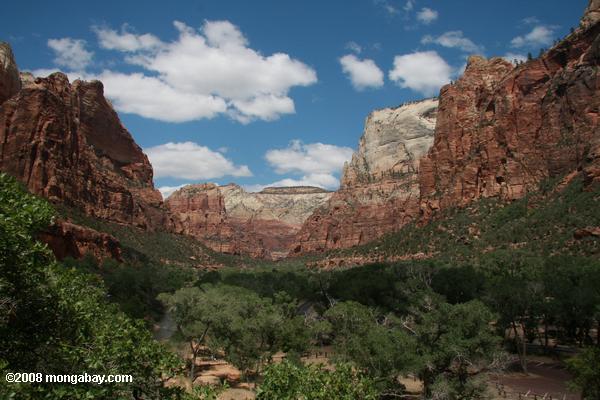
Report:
489,361,581,400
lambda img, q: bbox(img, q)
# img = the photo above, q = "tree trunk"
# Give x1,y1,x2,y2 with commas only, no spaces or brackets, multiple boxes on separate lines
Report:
544,318,549,350
512,321,528,373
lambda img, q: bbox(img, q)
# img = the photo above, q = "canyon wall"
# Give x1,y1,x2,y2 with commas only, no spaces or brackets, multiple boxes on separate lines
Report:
293,1,599,255
0,42,173,260
0,48,168,231
420,5,599,218
167,184,332,259
291,99,438,254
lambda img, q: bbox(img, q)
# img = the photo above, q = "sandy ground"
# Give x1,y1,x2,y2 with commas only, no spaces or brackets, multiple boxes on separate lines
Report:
166,340,581,400
488,360,581,400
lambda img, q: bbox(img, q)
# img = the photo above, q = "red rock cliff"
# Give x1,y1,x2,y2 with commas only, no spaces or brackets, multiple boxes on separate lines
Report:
420,4,600,218
167,183,332,259
0,48,168,231
293,1,600,255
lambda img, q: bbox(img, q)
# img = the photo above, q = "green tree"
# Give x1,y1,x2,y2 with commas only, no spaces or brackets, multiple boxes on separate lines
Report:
256,360,378,400
407,294,503,398
324,301,416,392
567,347,600,399
481,250,544,372
160,285,310,380
0,173,182,399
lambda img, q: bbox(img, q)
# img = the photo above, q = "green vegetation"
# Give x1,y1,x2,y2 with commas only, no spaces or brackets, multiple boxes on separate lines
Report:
256,360,378,400
337,177,599,263
159,285,310,380
64,255,195,321
2,170,598,399
567,347,600,399
0,173,183,399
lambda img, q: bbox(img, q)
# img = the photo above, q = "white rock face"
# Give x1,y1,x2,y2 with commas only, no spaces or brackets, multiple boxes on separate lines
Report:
220,184,332,227
341,98,438,187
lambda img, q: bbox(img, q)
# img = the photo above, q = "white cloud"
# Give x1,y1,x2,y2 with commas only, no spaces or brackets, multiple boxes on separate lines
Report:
511,25,555,48
416,8,438,24
521,16,540,26
47,38,93,70
94,25,164,52
96,71,227,122
265,140,353,176
145,141,252,180
374,0,399,15
421,31,483,54
339,54,384,90
345,41,362,54
389,51,452,96
252,140,354,192
503,52,528,64
229,94,295,123
48,19,318,124
404,0,415,12
157,184,188,199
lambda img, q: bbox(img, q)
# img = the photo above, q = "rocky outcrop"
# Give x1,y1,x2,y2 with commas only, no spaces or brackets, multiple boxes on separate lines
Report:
294,2,599,256
582,0,600,28
0,58,168,231
39,220,122,261
167,184,332,259
291,99,438,254
0,43,21,104
419,10,599,219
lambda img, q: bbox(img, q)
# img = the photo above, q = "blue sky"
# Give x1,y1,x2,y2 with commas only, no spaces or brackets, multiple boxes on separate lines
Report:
1,0,586,196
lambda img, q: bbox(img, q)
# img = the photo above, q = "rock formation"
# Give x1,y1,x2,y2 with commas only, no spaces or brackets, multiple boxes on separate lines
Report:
0,47,168,231
0,43,170,260
167,184,332,259
0,43,20,104
292,99,438,253
39,220,123,261
294,1,599,255
419,7,599,219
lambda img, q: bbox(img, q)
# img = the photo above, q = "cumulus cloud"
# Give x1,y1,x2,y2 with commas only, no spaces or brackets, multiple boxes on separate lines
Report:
47,38,93,70
145,141,252,180
96,71,227,122
339,54,384,90
389,51,452,96
421,31,483,54
416,8,438,24
94,25,164,52
40,20,317,124
266,140,353,176
511,25,555,48
257,140,354,191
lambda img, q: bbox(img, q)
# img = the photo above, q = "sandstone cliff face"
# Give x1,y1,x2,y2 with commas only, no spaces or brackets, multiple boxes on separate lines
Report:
39,220,123,261
167,184,331,259
294,2,600,256
419,10,600,218
0,56,168,231
0,43,20,104
0,43,170,261
292,99,438,254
